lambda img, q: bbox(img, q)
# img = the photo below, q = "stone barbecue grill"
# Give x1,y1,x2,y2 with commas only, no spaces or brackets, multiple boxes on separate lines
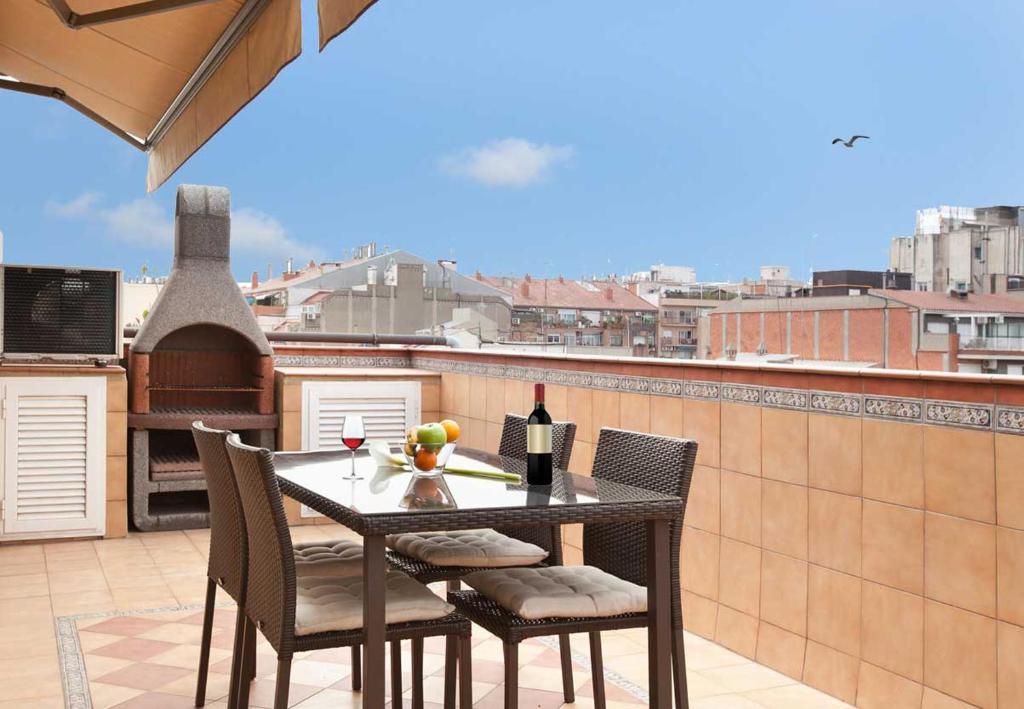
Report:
128,184,277,530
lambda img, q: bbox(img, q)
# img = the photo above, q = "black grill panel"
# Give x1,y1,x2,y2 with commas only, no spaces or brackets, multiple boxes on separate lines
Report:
3,266,118,355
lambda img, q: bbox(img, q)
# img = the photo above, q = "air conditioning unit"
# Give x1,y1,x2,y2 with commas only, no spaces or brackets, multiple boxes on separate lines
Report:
1,265,121,363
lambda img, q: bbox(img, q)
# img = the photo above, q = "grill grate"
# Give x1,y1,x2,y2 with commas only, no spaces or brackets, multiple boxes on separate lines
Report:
3,266,118,355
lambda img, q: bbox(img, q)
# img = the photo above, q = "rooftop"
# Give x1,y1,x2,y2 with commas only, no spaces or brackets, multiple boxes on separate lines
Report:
478,275,657,311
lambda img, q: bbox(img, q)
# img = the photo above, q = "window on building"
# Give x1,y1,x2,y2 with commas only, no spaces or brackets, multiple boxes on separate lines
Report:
546,334,561,343
974,246,983,260
580,333,602,346
609,334,623,346
558,309,575,324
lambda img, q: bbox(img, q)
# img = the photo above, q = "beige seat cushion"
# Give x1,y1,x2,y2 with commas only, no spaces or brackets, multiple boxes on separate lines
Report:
386,529,548,568
295,570,454,636
463,565,647,620
293,539,363,578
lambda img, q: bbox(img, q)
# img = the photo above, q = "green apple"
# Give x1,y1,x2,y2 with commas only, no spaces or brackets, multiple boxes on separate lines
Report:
416,422,448,451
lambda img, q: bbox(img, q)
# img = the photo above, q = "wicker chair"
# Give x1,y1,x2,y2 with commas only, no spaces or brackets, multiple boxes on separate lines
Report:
224,434,473,709
192,422,385,707
386,413,579,702
448,427,696,708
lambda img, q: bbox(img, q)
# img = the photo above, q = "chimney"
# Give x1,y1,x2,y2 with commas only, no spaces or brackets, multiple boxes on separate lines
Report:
250,271,259,289
308,259,316,269
524,273,532,282
605,286,614,301
267,263,273,280
286,257,294,274
558,275,565,284
474,270,482,281
520,281,530,297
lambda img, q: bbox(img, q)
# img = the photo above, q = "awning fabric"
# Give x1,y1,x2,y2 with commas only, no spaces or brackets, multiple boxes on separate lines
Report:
0,0,377,192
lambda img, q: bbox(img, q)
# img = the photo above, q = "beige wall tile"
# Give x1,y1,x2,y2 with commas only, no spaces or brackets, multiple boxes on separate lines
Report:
861,580,924,682
564,386,592,443
807,565,861,657
760,551,807,635
590,390,620,444
682,590,718,640
863,500,924,595
923,426,995,524
721,470,761,546
920,687,979,709
279,381,301,413
105,456,127,502
762,480,808,559
802,640,859,705
544,384,569,422
650,395,683,438
683,399,721,468
998,620,1024,709
996,433,1024,530
421,380,440,416
503,377,525,419
279,411,301,451
755,622,806,680
441,373,455,413
924,512,996,617
452,373,470,417
808,489,861,576
857,661,923,709
721,402,761,475
618,393,651,433
862,419,924,508
681,526,720,601
684,465,720,534
718,538,760,616
106,411,127,457
715,605,759,659
997,526,1024,625
923,600,997,709
468,376,487,419
106,375,128,412
761,408,808,485
808,413,861,496
105,500,128,539
568,440,594,476
484,421,502,454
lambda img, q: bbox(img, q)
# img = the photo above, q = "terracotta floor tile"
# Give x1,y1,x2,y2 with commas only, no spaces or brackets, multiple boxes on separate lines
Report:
108,691,198,708
92,636,179,662
85,615,166,637
96,662,193,691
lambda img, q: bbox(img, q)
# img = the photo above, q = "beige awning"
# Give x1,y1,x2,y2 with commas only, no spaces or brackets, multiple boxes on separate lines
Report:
0,0,377,192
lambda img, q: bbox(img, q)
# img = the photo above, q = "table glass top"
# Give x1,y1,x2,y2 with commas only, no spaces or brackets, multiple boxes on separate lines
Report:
273,447,678,517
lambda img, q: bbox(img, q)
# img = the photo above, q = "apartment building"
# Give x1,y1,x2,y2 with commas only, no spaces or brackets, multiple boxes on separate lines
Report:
477,274,658,356
890,205,1024,293
707,288,1024,373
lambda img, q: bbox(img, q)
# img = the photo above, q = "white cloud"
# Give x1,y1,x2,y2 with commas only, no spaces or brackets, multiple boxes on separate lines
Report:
440,138,574,187
45,192,319,261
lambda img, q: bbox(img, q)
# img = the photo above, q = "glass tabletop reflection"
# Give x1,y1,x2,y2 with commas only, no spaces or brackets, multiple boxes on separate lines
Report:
273,446,677,518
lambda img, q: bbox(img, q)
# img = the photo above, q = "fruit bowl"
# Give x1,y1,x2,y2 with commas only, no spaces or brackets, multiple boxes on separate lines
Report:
403,442,456,477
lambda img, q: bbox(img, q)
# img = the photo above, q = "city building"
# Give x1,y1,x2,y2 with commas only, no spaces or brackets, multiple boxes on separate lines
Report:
802,269,912,297
707,288,1024,373
243,248,512,335
890,204,1024,293
477,274,658,356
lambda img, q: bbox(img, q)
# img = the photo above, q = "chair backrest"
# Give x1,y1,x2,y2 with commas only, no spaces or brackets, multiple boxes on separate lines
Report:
498,413,577,469
225,434,297,653
584,427,696,620
497,413,578,561
191,421,246,602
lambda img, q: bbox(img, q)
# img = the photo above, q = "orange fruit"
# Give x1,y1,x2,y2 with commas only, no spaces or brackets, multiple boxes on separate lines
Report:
440,419,461,443
413,448,438,472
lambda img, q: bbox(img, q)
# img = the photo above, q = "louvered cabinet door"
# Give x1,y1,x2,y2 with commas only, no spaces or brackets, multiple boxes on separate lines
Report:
2,377,106,537
301,380,422,450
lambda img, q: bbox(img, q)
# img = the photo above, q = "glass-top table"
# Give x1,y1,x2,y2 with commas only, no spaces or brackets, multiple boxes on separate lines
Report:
274,446,682,708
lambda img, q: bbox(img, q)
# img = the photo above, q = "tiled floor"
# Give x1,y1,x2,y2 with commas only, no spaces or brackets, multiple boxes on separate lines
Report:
0,525,851,708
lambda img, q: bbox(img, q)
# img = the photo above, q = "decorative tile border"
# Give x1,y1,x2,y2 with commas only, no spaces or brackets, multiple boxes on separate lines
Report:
271,353,1023,435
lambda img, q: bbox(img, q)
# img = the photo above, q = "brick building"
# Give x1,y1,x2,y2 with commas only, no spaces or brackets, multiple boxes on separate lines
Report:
707,289,1024,373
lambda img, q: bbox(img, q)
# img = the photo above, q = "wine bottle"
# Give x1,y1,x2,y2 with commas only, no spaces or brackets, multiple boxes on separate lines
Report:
527,383,553,485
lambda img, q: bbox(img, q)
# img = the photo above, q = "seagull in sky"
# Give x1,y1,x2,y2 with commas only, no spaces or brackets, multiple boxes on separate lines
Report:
832,135,869,148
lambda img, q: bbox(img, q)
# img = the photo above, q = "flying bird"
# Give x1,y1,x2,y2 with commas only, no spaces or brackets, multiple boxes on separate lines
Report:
832,135,869,148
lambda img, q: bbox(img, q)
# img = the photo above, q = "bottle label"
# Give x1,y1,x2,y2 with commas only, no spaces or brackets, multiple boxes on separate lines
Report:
528,424,552,454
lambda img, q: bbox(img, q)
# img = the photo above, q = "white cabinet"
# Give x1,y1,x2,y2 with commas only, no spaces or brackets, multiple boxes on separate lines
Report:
1,377,107,540
301,380,422,451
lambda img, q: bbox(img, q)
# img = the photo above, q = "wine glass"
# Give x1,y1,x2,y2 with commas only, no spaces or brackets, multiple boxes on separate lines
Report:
341,415,366,480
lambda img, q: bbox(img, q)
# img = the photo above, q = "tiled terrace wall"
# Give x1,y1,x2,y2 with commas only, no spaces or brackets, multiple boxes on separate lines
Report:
400,349,1022,709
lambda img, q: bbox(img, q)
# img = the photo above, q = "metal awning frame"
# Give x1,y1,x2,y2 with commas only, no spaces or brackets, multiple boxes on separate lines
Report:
1,0,270,154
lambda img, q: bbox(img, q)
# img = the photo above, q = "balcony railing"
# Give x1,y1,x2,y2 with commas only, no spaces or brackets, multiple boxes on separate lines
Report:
961,336,1024,351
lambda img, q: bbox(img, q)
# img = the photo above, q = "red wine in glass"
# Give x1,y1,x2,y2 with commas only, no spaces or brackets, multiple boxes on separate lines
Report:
341,415,365,480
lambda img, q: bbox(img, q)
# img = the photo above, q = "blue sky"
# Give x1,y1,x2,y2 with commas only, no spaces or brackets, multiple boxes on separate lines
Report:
3,1,1024,283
